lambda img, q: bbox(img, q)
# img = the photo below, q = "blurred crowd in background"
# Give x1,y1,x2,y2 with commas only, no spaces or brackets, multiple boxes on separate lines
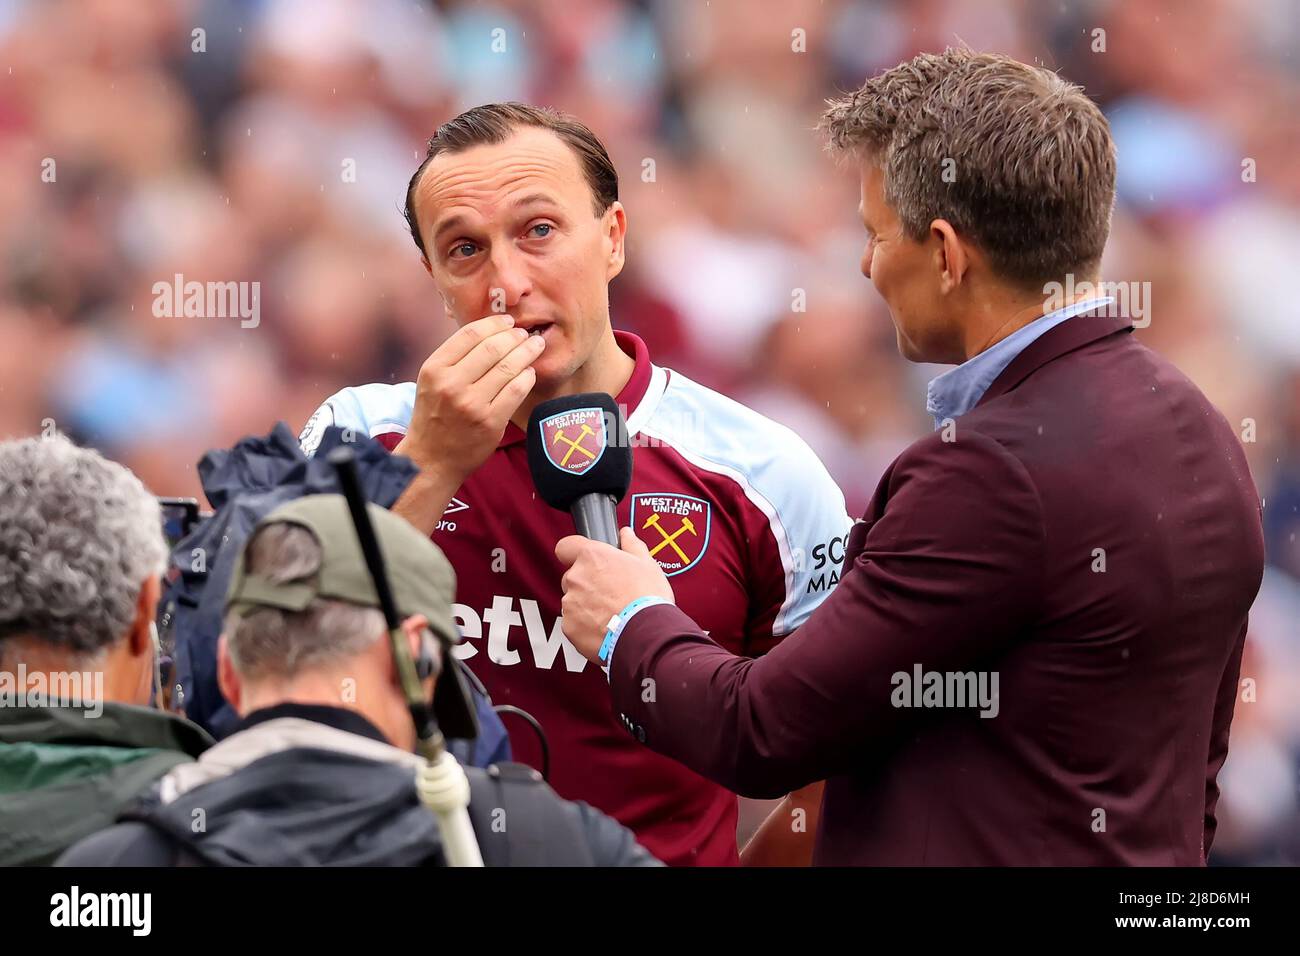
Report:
0,0,1296,864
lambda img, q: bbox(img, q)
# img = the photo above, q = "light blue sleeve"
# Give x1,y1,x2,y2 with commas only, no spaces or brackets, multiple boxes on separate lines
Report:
297,383,416,458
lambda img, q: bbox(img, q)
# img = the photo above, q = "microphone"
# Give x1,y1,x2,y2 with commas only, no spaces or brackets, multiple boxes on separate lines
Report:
526,392,633,546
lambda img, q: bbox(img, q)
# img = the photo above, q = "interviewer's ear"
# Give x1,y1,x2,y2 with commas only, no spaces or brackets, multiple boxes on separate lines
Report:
604,202,627,281
930,218,968,294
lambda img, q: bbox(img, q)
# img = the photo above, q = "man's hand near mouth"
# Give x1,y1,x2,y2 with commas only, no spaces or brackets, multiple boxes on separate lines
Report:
392,312,546,533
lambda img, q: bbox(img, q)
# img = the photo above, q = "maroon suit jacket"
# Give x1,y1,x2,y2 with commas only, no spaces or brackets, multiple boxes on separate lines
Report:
608,313,1265,865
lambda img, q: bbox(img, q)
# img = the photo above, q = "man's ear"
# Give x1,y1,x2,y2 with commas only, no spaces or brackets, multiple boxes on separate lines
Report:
217,633,242,712
398,613,427,657
930,218,968,294
397,614,439,694
421,254,433,278
127,575,161,658
604,202,627,282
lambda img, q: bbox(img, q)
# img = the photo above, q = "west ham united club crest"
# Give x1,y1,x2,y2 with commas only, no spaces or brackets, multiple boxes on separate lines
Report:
540,407,607,476
632,493,711,576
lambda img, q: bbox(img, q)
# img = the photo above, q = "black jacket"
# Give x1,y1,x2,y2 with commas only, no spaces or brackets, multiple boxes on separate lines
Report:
56,704,660,867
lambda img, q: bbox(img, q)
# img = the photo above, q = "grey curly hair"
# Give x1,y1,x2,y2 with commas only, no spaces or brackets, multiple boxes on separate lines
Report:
0,434,166,664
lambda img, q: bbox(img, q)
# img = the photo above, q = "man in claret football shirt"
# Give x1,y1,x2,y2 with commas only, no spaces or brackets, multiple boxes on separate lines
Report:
299,103,851,866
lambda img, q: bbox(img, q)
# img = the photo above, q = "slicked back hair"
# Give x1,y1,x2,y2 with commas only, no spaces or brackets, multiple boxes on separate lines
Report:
404,102,618,257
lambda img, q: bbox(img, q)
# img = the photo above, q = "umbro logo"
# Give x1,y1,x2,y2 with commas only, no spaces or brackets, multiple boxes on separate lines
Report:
434,497,469,534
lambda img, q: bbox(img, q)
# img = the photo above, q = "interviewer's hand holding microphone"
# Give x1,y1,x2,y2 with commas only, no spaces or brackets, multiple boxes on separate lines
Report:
521,391,673,665
555,529,673,665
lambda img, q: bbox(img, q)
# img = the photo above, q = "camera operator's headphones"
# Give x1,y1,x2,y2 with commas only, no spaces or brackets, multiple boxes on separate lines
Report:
414,629,439,681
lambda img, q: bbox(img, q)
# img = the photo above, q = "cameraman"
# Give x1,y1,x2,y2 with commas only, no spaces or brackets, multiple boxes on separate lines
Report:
59,495,659,866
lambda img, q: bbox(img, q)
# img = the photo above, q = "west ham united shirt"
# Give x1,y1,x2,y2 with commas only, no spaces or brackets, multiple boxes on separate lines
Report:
301,331,851,865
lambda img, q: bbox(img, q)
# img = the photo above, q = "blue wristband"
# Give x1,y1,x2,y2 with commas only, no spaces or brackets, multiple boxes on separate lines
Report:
598,596,671,665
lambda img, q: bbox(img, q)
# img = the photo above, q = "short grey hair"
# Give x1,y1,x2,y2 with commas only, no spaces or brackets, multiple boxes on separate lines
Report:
821,47,1116,287
0,434,167,664
223,522,386,681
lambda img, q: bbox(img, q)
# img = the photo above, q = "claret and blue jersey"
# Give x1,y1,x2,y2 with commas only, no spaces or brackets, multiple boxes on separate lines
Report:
301,330,852,866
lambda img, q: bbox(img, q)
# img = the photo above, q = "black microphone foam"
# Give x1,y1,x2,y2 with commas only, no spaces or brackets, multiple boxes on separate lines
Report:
526,392,632,512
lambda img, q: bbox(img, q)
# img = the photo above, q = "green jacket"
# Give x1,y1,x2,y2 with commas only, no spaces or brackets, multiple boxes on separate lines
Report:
0,702,212,865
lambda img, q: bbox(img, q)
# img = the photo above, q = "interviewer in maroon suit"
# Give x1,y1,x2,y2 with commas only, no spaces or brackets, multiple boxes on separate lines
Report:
553,49,1266,866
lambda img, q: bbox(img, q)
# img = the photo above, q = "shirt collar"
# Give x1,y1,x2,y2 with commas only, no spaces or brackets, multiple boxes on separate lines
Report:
236,702,390,745
497,330,654,447
926,297,1114,428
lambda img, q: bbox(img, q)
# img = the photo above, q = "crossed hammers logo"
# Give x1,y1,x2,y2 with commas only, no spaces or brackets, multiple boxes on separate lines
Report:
642,512,699,564
551,423,597,468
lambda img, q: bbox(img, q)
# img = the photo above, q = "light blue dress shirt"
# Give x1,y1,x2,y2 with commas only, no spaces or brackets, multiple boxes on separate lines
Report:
926,297,1115,429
